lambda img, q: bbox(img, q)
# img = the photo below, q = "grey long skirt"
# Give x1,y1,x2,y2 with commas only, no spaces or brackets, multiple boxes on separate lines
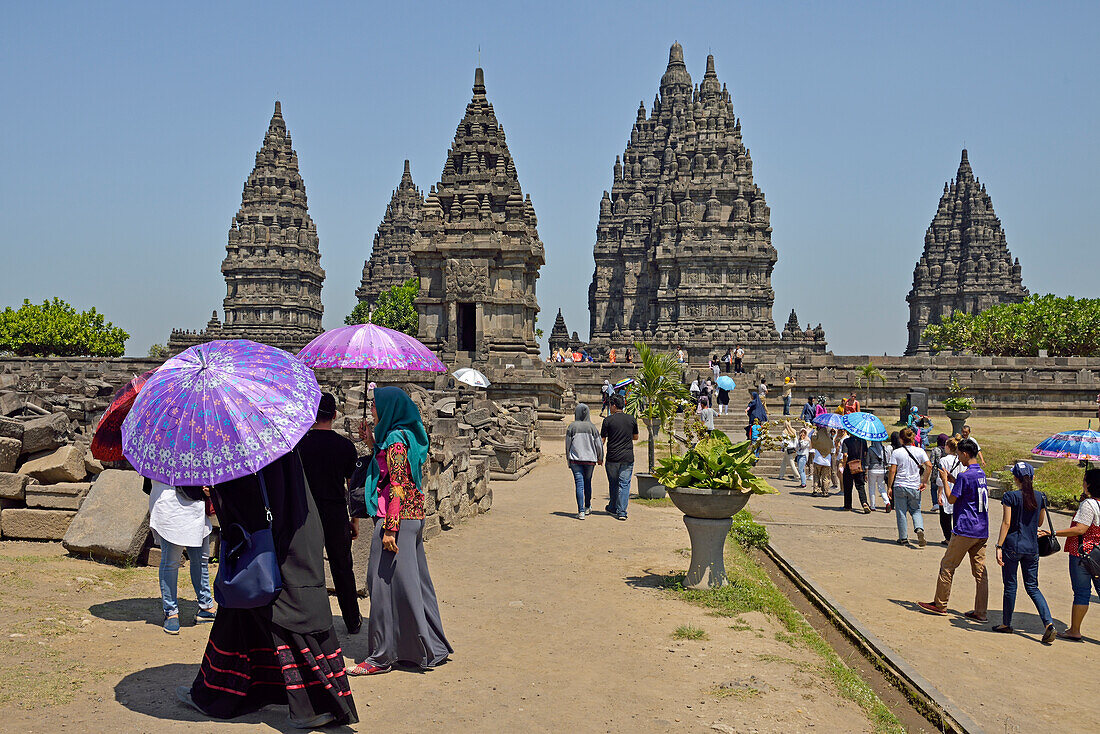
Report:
365,518,453,668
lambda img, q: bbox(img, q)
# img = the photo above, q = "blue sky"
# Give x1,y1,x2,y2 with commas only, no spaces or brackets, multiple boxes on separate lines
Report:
2,1,1097,356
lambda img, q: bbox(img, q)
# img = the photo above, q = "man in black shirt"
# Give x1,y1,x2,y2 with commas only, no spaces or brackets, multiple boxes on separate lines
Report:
296,392,362,633
600,394,639,521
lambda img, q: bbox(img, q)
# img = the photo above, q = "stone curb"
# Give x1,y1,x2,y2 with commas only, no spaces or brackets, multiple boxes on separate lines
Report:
762,543,984,734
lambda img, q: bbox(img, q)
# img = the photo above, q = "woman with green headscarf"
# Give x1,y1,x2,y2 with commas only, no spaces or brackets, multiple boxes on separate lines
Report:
347,387,452,675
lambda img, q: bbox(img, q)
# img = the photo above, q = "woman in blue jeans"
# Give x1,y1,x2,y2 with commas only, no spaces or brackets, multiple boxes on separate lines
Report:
148,480,214,634
993,462,1055,642
565,403,604,520
886,428,931,547
1044,468,1100,641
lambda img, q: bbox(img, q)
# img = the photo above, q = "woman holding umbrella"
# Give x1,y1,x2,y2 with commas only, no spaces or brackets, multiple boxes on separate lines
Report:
348,387,452,675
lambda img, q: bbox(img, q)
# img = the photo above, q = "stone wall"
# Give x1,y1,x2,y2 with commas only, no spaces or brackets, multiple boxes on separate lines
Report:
551,354,1100,417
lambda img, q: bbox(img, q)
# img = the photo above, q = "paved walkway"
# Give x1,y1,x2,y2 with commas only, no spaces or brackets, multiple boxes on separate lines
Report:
754,474,1099,733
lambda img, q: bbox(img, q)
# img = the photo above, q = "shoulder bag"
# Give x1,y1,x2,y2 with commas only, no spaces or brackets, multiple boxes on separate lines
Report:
846,441,864,475
1077,499,1100,579
213,471,282,609
1037,494,1061,557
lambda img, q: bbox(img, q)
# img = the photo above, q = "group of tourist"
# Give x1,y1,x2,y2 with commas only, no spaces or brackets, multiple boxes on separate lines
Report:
550,346,594,363
153,388,451,727
772,403,1100,644
565,394,639,521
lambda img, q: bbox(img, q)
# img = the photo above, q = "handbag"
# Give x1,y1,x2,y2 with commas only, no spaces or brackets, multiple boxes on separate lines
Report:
1038,496,1060,557
847,458,864,474
1077,499,1100,579
213,472,282,609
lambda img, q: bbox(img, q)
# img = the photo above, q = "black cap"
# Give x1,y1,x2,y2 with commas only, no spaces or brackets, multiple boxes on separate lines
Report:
317,392,337,420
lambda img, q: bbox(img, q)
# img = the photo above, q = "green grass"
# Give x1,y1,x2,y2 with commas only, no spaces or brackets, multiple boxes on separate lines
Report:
671,624,708,640
633,496,674,507
664,542,904,734
709,681,761,700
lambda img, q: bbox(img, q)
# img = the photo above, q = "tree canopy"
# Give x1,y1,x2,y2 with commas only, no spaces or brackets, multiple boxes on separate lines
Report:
345,278,419,336
923,294,1100,357
0,298,129,357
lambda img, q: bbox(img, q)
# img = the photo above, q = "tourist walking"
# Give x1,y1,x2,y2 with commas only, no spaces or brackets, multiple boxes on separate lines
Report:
716,384,730,415
810,442,832,496
677,347,687,364
601,394,639,521
917,438,989,620
697,396,716,432
348,387,452,675
865,439,888,511
565,403,603,520
1043,468,1100,641
794,428,810,488
600,379,613,416
841,433,871,513
799,396,815,424
842,392,860,415
992,462,1056,642
927,434,946,514
746,390,768,426
733,345,745,374
887,427,931,547
689,378,700,403
181,451,358,728
711,358,721,382
960,425,987,467
936,437,963,545
781,377,795,416
297,392,362,634
148,479,214,635
723,347,733,373
777,427,801,483
831,429,844,490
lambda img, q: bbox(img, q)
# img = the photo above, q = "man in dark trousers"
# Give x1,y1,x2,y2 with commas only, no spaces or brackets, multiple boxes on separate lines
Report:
600,394,639,521
296,392,362,633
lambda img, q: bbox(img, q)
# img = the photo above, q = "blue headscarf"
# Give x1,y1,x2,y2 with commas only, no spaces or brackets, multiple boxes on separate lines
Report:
359,387,429,517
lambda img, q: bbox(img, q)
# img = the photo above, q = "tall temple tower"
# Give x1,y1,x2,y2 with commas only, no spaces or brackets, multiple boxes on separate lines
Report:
357,160,423,309
588,44,795,359
411,67,545,365
169,102,325,353
904,149,1027,355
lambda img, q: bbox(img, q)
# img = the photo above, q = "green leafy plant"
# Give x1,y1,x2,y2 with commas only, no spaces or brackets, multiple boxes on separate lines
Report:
147,343,170,360
942,376,975,413
729,509,770,548
854,361,887,408
653,430,777,494
346,278,419,336
0,298,129,357
923,294,1100,357
625,341,691,473
672,624,708,640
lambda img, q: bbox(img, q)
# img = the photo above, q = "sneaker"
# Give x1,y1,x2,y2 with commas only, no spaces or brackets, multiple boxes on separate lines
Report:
1042,623,1057,645
164,614,180,635
916,601,947,616
896,539,909,546
916,529,927,548
195,608,216,624
604,504,614,515
347,662,391,676
616,514,627,521
577,511,586,520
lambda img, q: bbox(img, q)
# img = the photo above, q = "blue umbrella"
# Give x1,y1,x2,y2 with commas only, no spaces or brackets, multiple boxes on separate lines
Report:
613,378,634,390
841,411,888,441
716,376,735,391
812,412,845,430
1032,429,1100,461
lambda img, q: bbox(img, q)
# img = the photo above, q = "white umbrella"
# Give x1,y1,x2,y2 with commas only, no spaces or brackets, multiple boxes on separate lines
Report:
453,367,490,388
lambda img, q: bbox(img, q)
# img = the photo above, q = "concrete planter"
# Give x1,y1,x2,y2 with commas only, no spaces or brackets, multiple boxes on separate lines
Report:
945,409,971,436
635,473,666,499
666,487,751,589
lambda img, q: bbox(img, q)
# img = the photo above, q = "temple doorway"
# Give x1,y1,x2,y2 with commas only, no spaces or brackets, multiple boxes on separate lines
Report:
457,302,476,352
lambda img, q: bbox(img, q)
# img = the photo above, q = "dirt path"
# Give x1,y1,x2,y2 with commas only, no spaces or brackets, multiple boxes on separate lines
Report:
1,446,880,733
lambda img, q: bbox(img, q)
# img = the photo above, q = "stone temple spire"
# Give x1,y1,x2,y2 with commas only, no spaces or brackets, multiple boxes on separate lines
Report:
548,308,570,355
357,159,424,308
170,101,325,353
411,67,545,365
904,149,1028,354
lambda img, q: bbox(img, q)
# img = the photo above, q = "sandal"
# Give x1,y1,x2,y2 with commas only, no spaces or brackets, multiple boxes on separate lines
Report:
1056,631,1083,642
991,624,1013,633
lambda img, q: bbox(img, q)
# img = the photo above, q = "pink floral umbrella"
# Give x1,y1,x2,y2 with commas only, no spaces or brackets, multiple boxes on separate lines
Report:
296,324,446,417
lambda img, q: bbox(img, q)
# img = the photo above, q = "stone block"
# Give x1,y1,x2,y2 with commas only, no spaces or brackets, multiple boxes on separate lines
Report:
477,488,493,513
432,397,456,417
84,453,105,476
433,417,459,438
1,508,76,540
465,409,493,428
472,474,489,501
0,437,20,473
0,392,21,416
62,469,149,563
422,513,442,541
0,472,37,500
26,482,91,510
20,412,70,455
19,445,86,483
0,416,24,440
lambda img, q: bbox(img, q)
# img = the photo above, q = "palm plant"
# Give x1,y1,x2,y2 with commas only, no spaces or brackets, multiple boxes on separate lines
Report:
854,361,887,411
625,341,691,473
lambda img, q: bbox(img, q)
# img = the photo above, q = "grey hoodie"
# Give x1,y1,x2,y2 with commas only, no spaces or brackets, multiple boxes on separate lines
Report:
565,403,604,464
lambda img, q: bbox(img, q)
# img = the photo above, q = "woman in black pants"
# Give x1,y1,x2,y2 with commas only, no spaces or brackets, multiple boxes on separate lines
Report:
841,433,870,513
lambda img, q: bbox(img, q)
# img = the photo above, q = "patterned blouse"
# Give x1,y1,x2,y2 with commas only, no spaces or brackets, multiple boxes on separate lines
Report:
377,442,425,533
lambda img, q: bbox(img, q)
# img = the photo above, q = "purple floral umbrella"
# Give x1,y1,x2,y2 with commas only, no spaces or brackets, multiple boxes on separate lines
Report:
121,340,321,486
297,323,446,417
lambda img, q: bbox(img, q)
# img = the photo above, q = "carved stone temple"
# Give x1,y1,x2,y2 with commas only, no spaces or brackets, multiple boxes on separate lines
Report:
356,160,423,309
904,149,1027,355
411,67,545,367
587,43,820,360
169,102,325,353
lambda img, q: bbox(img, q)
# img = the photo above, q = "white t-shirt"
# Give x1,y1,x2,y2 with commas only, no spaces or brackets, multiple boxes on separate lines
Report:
937,454,963,515
811,448,832,467
1073,498,1100,527
149,481,212,548
888,446,929,490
